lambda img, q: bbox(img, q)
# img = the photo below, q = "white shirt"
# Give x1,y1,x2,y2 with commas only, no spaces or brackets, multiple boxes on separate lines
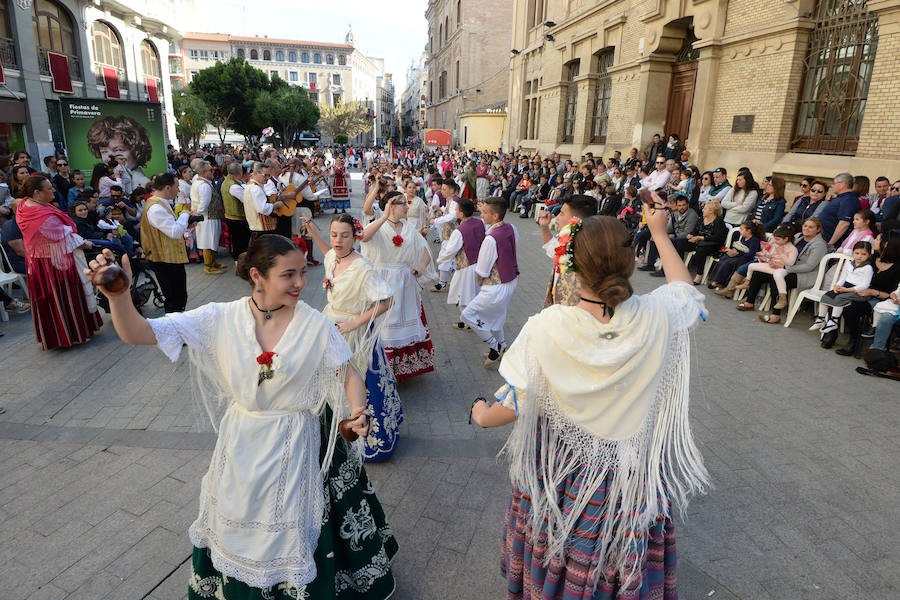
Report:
246,182,274,216
433,198,459,231
436,229,464,264
147,200,190,238
190,176,213,214
645,168,673,192
838,261,874,290
229,183,245,201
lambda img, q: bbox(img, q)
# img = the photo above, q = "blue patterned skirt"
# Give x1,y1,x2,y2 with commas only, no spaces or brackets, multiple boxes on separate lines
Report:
363,340,404,462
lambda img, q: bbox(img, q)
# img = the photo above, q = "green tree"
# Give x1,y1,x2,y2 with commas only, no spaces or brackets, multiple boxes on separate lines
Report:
253,85,320,147
189,57,281,141
317,101,371,141
172,89,208,149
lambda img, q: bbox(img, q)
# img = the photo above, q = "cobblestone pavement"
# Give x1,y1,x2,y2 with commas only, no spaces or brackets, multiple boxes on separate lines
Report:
1,172,898,599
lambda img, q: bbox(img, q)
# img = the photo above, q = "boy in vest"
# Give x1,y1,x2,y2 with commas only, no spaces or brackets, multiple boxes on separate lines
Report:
431,179,460,292
461,197,519,367
141,173,195,313
436,197,485,329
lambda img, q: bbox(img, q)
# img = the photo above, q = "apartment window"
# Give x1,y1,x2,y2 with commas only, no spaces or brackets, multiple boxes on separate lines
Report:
791,0,878,155
289,71,298,81
457,0,462,24
301,52,309,63
444,16,449,40
429,80,433,103
562,61,580,142
439,70,447,99
455,60,460,90
263,50,271,61
250,49,258,60
308,72,318,85
270,70,278,79
338,54,346,66
439,23,443,46
141,39,161,78
211,50,219,60
273,50,281,61
332,73,341,85
333,93,341,105
189,49,199,59
314,53,322,64
92,21,125,70
591,49,614,143
33,0,80,78
527,0,546,29
237,48,245,58
289,51,296,62
326,54,334,64
199,50,208,60
190,70,198,80
309,91,318,104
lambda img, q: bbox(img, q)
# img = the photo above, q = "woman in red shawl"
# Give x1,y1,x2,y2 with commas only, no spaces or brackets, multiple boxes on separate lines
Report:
16,175,102,350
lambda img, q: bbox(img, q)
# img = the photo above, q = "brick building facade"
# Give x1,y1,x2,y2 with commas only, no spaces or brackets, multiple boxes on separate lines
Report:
424,0,514,146
507,0,900,189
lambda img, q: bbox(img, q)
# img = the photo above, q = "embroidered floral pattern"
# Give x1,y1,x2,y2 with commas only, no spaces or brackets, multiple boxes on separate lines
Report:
339,499,378,551
189,573,221,598
334,547,393,594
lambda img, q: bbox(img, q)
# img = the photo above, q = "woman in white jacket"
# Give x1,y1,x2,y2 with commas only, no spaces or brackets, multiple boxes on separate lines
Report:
721,171,759,226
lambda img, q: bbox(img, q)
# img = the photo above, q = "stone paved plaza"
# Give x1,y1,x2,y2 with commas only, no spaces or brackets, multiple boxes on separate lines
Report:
1,172,898,599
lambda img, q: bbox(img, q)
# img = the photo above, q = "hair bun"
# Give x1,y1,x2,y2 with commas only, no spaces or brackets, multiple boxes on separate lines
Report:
235,252,252,282
592,273,633,308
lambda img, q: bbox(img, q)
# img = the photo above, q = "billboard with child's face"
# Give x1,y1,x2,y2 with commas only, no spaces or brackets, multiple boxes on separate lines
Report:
60,99,166,184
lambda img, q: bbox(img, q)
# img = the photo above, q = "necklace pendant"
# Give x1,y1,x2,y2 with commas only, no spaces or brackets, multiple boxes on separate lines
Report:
265,312,272,320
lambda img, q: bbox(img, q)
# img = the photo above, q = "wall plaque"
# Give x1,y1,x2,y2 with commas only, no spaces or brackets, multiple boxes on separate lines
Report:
732,115,754,133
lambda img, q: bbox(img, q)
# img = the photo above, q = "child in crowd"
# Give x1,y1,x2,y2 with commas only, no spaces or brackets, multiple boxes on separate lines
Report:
96,205,135,257
462,197,519,367
617,185,642,234
431,179,460,291
436,198,485,329
740,225,798,309
811,241,874,335
837,209,876,255
711,220,766,295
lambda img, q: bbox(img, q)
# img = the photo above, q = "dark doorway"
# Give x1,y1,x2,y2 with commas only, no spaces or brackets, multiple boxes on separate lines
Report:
664,27,699,142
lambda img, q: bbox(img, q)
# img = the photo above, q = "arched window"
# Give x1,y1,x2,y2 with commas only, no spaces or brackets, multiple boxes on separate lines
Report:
92,21,125,89
326,53,334,64
444,16,449,40
237,48,245,58
792,0,878,155
439,23,443,46
289,51,296,62
314,53,322,64
263,49,271,61
338,54,346,66
301,52,309,63
276,50,284,61
562,60,580,142
250,49,258,60
591,49,614,143
33,1,80,78
141,40,161,101
457,0,461,24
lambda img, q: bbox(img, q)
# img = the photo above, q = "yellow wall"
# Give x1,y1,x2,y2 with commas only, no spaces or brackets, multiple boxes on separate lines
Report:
460,113,507,151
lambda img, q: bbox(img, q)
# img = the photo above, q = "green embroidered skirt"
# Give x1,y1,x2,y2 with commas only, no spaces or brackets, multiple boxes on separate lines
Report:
188,407,398,599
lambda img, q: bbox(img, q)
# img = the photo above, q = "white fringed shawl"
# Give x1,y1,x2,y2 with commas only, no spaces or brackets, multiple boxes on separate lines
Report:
497,281,710,588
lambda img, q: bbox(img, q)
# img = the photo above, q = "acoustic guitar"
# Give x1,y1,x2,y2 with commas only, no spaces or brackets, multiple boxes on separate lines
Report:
273,173,328,217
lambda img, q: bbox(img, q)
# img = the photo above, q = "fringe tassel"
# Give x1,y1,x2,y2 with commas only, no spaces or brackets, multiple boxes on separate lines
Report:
501,327,710,592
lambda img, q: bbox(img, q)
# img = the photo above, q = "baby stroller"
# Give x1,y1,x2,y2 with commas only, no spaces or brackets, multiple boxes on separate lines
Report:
86,247,165,314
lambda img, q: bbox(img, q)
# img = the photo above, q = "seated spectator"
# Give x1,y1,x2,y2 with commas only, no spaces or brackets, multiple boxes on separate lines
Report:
836,209,876,254
812,241,874,347
686,198,728,284
598,185,622,217
819,172,861,247
868,176,890,217
736,218,828,323
665,166,684,196
711,220,766,293
784,180,828,231
637,193,697,276
10,165,31,199
750,176,786,231
706,168,733,205
696,170,714,205
854,175,871,211
68,200,125,255
509,171,532,212
722,171,759,226
617,185,642,232
830,235,900,356
739,225,798,318
519,172,550,219
97,205,135,256
624,148,641,171
866,283,900,358
609,166,625,194
1,200,26,274
66,170,90,213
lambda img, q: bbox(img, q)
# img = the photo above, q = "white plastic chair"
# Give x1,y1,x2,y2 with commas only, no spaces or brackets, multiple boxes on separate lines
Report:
0,234,28,322
782,252,851,328
532,202,546,221
702,228,742,285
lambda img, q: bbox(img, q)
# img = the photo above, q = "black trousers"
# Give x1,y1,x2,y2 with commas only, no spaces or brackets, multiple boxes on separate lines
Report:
224,217,250,260
150,261,187,313
746,271,798,315
275,215,293,238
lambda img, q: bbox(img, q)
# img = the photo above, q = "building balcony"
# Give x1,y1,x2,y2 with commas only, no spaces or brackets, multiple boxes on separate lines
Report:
0,36,17,70
37,49,82,81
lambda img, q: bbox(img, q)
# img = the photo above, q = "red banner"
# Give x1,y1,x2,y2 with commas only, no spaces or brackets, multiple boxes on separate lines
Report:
47,52,73,94
309,82,316,91
102,66,120,98
146,77,159,102
424,128,452,146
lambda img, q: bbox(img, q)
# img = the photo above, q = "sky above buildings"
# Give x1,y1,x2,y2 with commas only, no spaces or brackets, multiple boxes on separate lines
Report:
191,0,427,90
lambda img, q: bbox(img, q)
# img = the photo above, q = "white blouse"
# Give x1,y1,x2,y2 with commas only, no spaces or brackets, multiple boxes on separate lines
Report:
148,299,353,589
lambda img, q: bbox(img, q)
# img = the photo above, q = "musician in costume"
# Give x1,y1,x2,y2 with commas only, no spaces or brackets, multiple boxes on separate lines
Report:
330,156,351,214
221,161,250,261
141,173,194,312
243,162,283,245
262,159,298,241
189,159,226,275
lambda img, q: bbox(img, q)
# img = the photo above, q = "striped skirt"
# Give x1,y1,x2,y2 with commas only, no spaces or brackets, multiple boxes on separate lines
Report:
27,256,102,351
501,473,677,599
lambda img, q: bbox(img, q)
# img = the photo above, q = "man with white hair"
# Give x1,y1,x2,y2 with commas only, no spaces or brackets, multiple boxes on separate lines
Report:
819,172,861,246
190,159,225,274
